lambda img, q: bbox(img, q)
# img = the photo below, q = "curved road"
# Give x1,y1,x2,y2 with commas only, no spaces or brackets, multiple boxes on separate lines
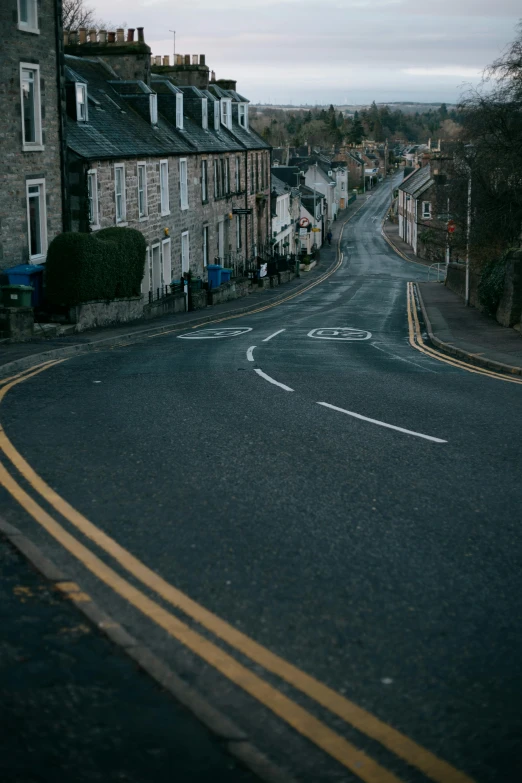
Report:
1,183,522,783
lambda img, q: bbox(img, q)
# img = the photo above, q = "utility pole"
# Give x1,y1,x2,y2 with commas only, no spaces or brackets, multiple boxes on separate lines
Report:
465,173,472,306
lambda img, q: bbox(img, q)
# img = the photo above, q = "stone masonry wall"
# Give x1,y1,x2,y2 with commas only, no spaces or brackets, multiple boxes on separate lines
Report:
83,148,271,286
0,0,63,269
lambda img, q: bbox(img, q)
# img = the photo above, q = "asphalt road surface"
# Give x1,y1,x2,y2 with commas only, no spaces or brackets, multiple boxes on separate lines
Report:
1,181,522,783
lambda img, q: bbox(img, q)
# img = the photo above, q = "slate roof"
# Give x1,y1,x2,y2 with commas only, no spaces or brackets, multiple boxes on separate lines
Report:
271,174,289,197
399,164,433,198
269,166,301,189
65,55,269,160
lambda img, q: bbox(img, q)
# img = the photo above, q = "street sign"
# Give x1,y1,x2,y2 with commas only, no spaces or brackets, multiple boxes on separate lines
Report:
232,208,252,215
299,217,310,227
312,227,321,233
299,228,308,236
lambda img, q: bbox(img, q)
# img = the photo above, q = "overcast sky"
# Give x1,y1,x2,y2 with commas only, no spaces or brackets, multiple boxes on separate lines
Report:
89,0,520,105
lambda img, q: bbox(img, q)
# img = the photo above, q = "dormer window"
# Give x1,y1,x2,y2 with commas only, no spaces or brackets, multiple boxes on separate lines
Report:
176,93,183,129
214,102,220,131
220,99,232,130
150,93,158,125
76,83,88,122
238,103,248,130
202,98,208,130
18,0,39,33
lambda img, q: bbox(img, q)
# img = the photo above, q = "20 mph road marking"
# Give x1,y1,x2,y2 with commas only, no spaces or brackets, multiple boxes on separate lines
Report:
254,369,294,392
246,346,256,362
317,402,447,443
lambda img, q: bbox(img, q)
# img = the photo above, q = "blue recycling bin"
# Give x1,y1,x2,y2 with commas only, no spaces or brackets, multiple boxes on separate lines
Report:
207,264,223,289
220,268,232,284
1,264,44,307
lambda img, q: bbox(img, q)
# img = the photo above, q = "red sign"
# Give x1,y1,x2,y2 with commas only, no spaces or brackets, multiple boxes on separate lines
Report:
447,221,456,234
299,217,310,228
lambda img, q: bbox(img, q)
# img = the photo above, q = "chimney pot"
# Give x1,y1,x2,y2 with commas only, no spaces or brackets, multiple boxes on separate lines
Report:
99,29,107,43
116,28,124,43
184,54,190,65
63,30,69,45
163,55,170,66
200,54,205,65
79,27,87,43
176,54,183,65
137,27,144,42
127,28,135,42
88,29,97,43
70,29,79,44
192,55,198,65
108,31,116,43
211,70,216,82
155,56,162,66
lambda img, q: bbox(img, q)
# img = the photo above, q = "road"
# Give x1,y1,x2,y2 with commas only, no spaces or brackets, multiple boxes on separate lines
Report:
1,182,522,783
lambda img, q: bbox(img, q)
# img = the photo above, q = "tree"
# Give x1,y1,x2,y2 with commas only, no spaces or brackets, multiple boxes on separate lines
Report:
348,111,364,144
62,0,118,31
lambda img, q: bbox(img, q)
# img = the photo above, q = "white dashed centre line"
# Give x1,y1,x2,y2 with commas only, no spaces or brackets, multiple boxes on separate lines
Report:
262,329,286,342
254,369,294,392
317,402,447,443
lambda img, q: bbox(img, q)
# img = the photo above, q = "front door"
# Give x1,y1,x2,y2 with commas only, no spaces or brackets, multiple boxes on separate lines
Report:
151,243,161,294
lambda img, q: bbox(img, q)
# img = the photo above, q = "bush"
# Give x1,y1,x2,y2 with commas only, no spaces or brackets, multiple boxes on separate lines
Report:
46,227,147,307
478,253,509,316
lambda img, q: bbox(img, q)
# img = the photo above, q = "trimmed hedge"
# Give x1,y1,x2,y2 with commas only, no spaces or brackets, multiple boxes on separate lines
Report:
45,227,147,307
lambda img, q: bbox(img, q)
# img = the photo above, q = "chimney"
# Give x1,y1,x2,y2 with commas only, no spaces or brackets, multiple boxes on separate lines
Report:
88,29,97,43
155,56,161,66
184,54,190,65
79,27,87,43
176,54,183,65
116,28,125,43
137,27,144,42
211,70,216,81
108,31,115,43
192,55,198,65
163,55,170,66
63,30,69,45
65,25,151,84
99,29,107,43
200,55,205,66
127,28,135,42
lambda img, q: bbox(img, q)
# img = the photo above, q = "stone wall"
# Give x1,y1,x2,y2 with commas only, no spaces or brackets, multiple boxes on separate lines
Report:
445,262,480,308
0,0,64,269
496,250,522,328
68,297,143,331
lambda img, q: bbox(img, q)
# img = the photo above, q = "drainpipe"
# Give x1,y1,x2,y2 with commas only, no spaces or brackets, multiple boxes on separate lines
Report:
54,0,69,231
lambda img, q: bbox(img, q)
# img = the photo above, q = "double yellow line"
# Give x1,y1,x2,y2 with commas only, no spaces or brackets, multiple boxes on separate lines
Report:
406,282,522,384
0,362,474,783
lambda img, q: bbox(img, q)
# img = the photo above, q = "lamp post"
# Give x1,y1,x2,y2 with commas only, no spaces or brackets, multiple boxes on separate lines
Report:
465,172,472,306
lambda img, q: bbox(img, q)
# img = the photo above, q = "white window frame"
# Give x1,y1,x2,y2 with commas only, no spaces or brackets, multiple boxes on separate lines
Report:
201,159,208,203
20,63,43,151
235,156,241,192
160,159,170,216
17,0,39,34
220,99,232,129
214,159,220,198
26,178,47,262
87,169,99,229
137,162,147,219
181,231,190,274
238,103,249,130
214,101,220,131
114,163,126,224
202,98,208,130
236,215,241,251
175,93,183,129
179,158,188,211
76,83,88,122
162,238,172,287
223,158,229,195
422,201,432,219
150,93,158,125
203,225,209,268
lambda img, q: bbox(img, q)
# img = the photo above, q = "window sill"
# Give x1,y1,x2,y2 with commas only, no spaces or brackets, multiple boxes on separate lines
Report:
23,144,44,153
139,215,149,222
116,221,128,227
29,253,46,263
161,210,171,217
202,199,209,206
180,205,189,212
17,23,40,34
90,224,101,232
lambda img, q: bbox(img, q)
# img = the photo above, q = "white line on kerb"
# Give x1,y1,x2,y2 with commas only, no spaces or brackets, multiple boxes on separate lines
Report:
254,369,294,392
262,329,286,343
246,346,256,362
316,402,447,443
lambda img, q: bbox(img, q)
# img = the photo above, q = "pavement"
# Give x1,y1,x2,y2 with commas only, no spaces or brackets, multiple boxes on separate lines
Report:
0,531,260,783
383,214,522,375
1,175,522,782
0,194,369,377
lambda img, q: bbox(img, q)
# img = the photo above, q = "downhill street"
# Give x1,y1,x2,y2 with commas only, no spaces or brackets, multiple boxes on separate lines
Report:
1,183,522,783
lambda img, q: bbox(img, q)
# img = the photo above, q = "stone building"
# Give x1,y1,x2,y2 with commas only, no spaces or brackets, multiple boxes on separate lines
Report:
63,30,271,295
0,0,65,269
397,164,435,256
